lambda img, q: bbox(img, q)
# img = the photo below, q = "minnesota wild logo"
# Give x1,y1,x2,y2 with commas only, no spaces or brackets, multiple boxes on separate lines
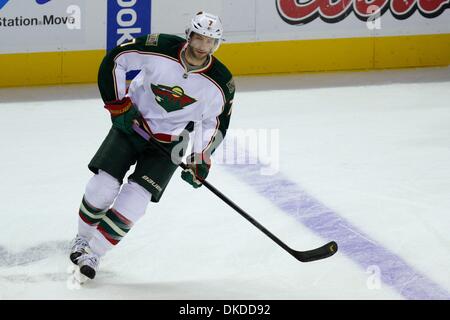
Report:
151,84,196,112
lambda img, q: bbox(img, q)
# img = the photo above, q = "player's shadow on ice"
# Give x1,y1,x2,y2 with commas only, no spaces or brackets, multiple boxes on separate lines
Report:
0,240,68,267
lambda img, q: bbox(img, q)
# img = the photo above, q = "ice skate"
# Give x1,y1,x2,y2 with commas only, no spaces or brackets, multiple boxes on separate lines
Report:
69,235,90,265
76,251,100,280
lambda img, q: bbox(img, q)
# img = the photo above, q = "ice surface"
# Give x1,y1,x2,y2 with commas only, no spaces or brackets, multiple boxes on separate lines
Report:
0,67,449,299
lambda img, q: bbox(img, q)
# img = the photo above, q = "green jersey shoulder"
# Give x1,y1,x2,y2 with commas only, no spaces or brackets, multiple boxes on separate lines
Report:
119,33,185,59
205,56,235,103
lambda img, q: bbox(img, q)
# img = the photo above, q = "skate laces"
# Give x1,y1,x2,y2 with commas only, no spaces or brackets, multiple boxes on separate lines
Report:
77,252,99,269
71,235,89,252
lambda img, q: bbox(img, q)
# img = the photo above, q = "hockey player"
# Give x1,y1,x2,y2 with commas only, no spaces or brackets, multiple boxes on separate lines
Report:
69,11,235,280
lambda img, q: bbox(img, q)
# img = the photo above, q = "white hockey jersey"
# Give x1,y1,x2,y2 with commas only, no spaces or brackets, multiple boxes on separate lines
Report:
98,33,235,157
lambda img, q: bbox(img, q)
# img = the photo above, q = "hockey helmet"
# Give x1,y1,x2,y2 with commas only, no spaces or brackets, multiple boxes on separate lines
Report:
186,11,224,53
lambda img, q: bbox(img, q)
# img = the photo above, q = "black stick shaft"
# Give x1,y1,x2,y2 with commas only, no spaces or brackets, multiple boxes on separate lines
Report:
132,123,336,262
203,176,296,256
132,124,294,253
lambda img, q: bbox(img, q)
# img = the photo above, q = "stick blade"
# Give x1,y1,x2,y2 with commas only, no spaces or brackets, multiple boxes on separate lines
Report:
292,241,338,262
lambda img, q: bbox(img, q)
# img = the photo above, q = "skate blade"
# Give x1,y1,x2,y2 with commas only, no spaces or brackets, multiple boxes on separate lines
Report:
66,265,89,289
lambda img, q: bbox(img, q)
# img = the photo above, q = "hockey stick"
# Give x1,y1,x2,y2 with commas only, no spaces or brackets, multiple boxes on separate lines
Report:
132,123,337,262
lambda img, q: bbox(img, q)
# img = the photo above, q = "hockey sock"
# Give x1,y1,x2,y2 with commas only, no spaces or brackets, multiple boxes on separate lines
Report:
78,197,108,238
89,181,151,256
77,170,121,240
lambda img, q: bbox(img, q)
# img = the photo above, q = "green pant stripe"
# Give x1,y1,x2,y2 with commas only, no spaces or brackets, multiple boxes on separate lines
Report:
79,211,98,225
80,205,105,220
82,197,105,213
105,210,132,232
79,197,107,226
102,216,128,237
97,219,125,240
80,208,106,224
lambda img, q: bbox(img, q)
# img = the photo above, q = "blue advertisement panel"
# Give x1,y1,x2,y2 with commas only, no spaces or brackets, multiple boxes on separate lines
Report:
107,0,151,50
107,0,151,79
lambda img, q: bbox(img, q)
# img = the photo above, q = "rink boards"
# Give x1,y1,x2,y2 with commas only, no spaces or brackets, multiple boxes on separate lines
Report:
0,0,449,86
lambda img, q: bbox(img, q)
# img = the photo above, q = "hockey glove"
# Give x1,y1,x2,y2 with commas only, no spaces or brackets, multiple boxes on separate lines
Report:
181,153,211,188
104,96,140,135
